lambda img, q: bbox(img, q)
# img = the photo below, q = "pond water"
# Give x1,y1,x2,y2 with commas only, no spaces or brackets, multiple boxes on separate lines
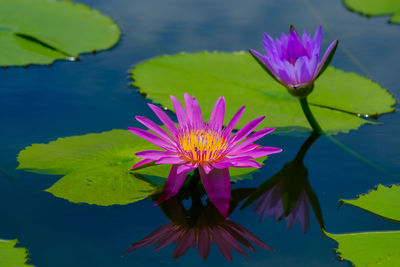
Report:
0,0,399,266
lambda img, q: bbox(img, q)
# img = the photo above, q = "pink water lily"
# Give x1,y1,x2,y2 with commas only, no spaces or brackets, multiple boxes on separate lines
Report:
128,93,282,217
250,26,338,95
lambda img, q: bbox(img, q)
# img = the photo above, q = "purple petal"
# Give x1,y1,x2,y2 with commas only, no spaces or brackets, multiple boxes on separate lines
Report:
226,222,273,251
184,93,194,124
155,156,186,165
199,168,231,218
228,128,275,155
128,127,174,150
315,40,338,78
223,106,245,137
201,163,214,174
191,96,204,129
212,228,233,260
148,104,178,137
212,159,261,169
198,228,211,260
173,229,195,258
312,26,322,50
123,223,174,254
177,163,198,175
219,228,249,259
230,117,265,145
131,159,155,171
156,165,188,204
233,147,283,159
222,222,256,252
136,150,176,160
208,97,225,131
170,95,189,129
153,228,184,251
136,116,174,143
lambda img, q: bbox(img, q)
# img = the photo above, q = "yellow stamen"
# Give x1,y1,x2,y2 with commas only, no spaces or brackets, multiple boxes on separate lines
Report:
178,129,228,164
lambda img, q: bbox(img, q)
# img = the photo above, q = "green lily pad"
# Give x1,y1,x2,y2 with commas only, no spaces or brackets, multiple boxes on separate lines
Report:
17,129,265,205
325,230,400,266
344,0,400,24
130,51,395,135
0,0,121,66
0,239,32,266
342,184,400,222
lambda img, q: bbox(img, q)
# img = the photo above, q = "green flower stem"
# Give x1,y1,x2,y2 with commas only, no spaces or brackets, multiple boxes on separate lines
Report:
299,97,324,135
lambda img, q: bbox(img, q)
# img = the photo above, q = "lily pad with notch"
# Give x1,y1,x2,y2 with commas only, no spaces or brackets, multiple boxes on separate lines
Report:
0,0,121,66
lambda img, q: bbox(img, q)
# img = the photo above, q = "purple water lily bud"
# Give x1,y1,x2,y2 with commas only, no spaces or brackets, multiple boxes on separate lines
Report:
129,93,282,217
250,26,338,98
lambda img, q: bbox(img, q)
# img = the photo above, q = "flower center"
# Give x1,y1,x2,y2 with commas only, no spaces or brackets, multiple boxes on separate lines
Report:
177,129,228,164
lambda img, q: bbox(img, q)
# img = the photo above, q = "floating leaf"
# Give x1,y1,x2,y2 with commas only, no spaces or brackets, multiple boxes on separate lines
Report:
0,0,121,66
342,184,400,222
344,0,400,24
131,52,395,135
325,230,400,266
17,130,265,205
0,239,32,266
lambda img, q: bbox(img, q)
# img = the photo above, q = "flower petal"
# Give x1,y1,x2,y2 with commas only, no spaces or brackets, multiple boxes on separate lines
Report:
135,116,175,143
135,150,177,160
176,163,198,175
233,147,283,159
156,156,186,165
315,39,338,79
223,106,245,137
156,165,188,204
230,116,265,145
128,127,174,150
208,97,225,131
199,167,231,218
131,158,155,171
171,95,189,129
148,104,178,137
228,128,275,155
173,228,195,259
198,228,211,260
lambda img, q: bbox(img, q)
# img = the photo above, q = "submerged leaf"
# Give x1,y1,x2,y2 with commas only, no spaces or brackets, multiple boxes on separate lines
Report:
130,52,395,135
17,130,264,205
344,0,400,24
325,230,400,266
342,184,400,222
0,0,121,66
0,239,32,266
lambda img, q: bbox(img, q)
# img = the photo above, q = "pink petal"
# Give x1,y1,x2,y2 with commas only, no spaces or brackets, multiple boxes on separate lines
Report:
123,223,174,254
208,97,225,131
198,228,211,260
148,104,179,137
135,150,177,160
135,116,175,143
191,96,204,129
226,222,273,251
170,95,189,129
233,147,282,159
155,156,186,165
173,229,195,258
177,163,198,175
223,106,245,137
131,159,155,171
156,165,188,204
219,228,249,260
228,128,275,154
200,163,214,174
212,228,233,260
128,127,174,150
199,168,231,218
153,228,183,251
184,93,194,123
230,116,265,145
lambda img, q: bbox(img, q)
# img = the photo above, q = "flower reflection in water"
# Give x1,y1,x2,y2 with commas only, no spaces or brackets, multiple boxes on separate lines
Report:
242,133,324,233
124,182,273,260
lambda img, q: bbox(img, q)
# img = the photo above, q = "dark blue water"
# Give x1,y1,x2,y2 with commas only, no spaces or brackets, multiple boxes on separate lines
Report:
0,0,399,266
